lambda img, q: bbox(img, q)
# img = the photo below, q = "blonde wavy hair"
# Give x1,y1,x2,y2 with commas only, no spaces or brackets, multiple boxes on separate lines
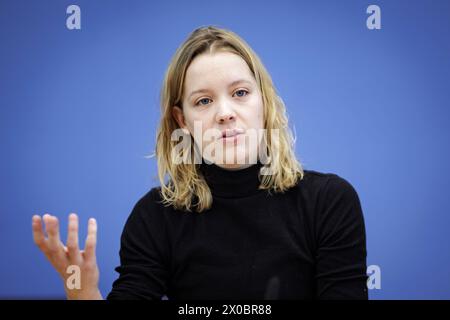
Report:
155,25,304,213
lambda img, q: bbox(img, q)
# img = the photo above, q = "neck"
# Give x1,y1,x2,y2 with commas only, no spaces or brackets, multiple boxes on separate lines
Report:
199,160,264,198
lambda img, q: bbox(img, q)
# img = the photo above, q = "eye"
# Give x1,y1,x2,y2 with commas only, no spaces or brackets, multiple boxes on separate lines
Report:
195,98,212,106
235,89,248,97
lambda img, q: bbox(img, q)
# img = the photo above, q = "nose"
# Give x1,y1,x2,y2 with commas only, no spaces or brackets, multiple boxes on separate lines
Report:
215,102,236,124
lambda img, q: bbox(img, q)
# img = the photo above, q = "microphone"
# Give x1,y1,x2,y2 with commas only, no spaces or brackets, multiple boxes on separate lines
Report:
264,275,280,300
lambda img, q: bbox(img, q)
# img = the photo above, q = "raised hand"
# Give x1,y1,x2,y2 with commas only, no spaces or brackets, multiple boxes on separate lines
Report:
32,213,103,300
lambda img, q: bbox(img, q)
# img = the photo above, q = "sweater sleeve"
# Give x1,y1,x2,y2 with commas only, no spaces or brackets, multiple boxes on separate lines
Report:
106,188,170,300
314,176,368,300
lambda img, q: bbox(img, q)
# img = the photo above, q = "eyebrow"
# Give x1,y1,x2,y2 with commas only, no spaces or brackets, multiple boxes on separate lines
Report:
188,79,253,100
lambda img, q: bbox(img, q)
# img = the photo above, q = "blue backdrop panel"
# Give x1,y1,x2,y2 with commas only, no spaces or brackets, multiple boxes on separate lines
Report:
0,0,449,299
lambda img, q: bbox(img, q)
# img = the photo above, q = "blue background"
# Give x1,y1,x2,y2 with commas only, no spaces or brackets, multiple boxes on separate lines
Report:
1,0,449,299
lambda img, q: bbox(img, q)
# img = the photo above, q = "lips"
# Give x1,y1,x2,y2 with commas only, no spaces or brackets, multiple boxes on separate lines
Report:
221,128,245,139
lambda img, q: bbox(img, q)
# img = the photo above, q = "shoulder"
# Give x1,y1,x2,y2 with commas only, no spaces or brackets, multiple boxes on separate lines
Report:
124,186,166,227
295,169,363,222
298,169,360,200
296,170,366,247
134,186,164,209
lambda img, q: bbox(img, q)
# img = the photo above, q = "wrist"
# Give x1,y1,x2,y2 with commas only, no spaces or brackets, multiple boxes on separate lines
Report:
66,287,103,300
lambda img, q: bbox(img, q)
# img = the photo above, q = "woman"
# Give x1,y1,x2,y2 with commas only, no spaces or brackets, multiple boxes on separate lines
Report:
31,25,368,300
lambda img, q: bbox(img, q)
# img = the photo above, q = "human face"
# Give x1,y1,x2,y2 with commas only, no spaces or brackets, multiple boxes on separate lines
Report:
172,51,264,170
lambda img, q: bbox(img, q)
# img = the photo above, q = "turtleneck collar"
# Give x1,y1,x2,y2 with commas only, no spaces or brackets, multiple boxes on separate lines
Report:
199,160,264,198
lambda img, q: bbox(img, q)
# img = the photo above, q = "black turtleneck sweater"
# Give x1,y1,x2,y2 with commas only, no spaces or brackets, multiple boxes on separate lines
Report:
106,162,368,300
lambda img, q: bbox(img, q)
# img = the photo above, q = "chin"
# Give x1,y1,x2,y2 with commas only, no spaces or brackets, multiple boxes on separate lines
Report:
203,142,259,166
218,150,258,167
216,163,252,170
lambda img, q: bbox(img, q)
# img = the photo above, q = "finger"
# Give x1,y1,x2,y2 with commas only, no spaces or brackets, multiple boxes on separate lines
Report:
43,214,63,252
32,215,48,251
84,218,97,262
66,213,80,262
41,215,69,274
